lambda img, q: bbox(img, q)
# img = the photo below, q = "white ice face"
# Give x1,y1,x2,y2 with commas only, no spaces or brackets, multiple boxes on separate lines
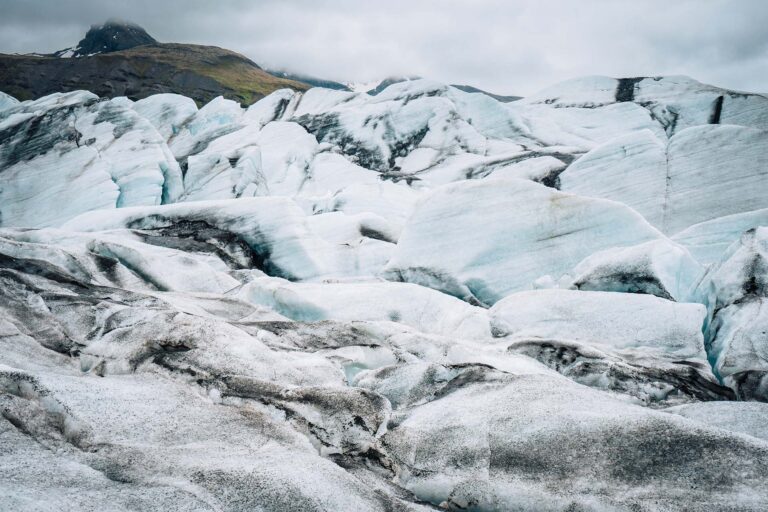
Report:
696,227,768,400
559,129,669,227
673,208,768,265
235,277,491,340
0,92,183,228
132,93,198,141
566,238,705,302
0,91,19,112
2,74,768,511
490,288,708,360
382,177,664,306
561,125,768,235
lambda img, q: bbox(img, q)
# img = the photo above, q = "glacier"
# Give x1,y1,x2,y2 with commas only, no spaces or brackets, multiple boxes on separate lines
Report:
560,124,768,234
566,238,705,302
2,75,768,511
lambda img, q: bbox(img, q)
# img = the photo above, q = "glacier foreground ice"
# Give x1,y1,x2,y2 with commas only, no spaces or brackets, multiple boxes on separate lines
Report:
384,373,768,510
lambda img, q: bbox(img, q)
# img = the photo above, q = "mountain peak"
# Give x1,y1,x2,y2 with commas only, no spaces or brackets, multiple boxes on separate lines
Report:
57,20,157,58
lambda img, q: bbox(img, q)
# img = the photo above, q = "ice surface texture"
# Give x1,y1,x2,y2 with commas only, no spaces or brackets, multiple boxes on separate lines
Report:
2,75,768,511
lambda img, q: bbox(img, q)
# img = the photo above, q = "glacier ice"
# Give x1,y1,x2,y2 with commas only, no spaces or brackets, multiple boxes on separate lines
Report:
633,75,768,133
559,129,668,226
2,75,768,511
708,300,768,400
489,289,708,359
664,401,768,441
700,227,768,309
168,96,244,159
61,197,399,281
699,228,768,400
665,125,768,234
512,100,666,151
520,75,620,107
488,289,727,403
0,92,182,227
0,91,18,111
235,277,491,340
521,74,768,134
132,93,197,141
567,238,704,302
383,177,664,305
560,124,768,235
673,208,768,265
383,373,768,510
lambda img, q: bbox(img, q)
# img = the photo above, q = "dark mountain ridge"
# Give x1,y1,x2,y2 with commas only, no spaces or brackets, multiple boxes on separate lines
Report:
54,19,157,58
1,21,308,106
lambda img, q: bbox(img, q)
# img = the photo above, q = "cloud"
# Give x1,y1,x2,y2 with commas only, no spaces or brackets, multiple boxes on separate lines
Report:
1,0,766,95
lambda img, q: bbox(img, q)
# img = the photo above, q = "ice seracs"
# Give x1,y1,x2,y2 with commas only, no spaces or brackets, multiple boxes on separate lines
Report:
521,74,768,134
62,197,397,281
632,75,768,133
4,75,764,234
132,93,197,141
0,91,182,228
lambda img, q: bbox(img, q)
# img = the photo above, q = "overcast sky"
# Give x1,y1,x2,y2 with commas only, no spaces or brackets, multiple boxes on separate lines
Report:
1,0,766,95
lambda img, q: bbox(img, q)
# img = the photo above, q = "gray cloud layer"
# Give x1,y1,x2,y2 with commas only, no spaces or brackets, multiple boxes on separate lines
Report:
1,0,766,96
